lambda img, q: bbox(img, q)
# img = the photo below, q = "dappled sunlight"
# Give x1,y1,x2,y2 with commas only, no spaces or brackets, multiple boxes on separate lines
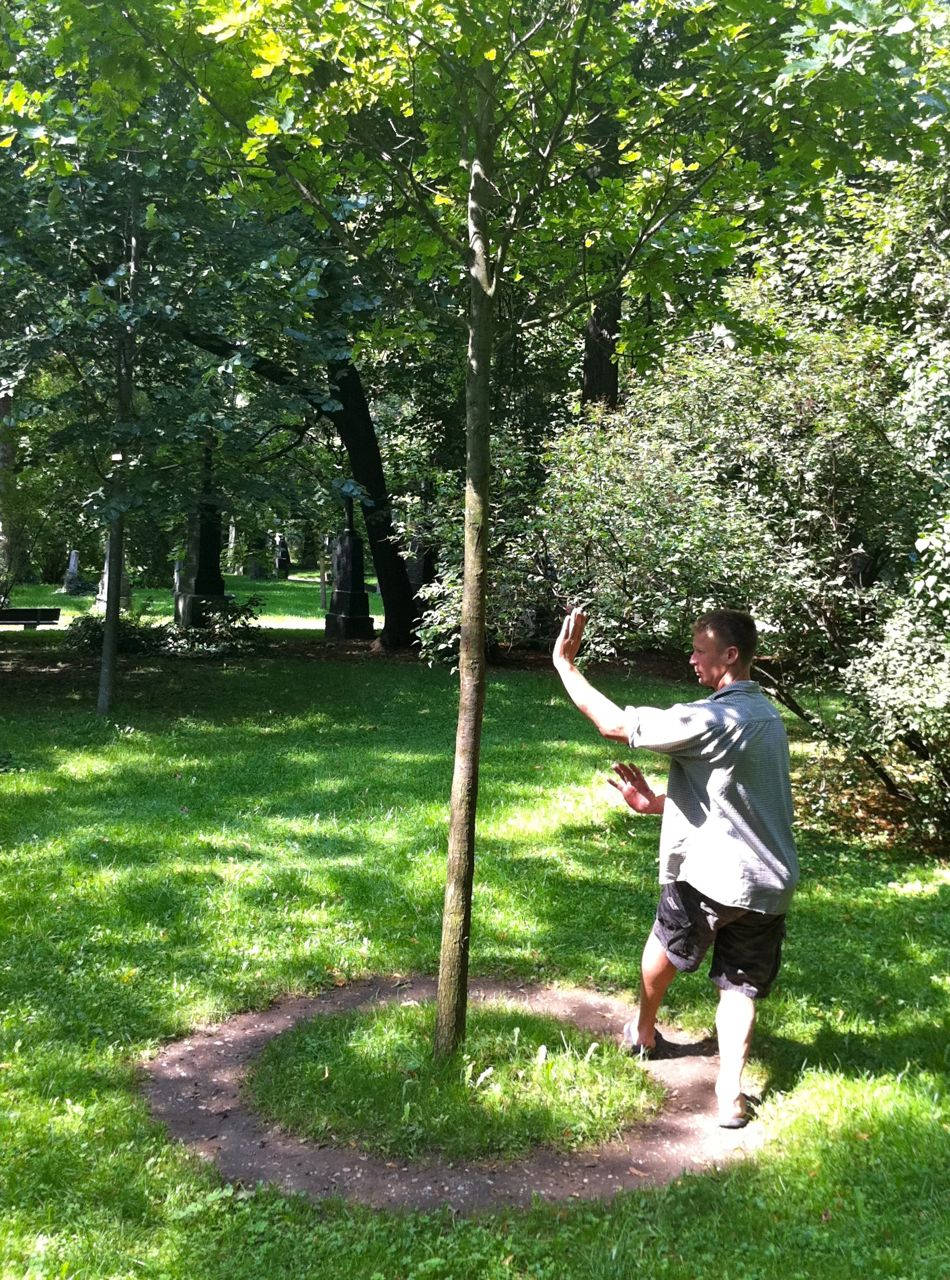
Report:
0,649,946,1278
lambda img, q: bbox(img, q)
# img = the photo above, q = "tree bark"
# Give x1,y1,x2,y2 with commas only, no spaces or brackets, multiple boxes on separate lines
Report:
328,361,417,649
434,69,495,1058
193,431,226,596
98,209,136,717
0,394,30,599
96,513,125,717
581,295,622,408
581,87,622,409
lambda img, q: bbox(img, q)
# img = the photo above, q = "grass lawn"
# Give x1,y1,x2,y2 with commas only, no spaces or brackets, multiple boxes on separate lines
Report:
0,624,947,1279
6,574,384,629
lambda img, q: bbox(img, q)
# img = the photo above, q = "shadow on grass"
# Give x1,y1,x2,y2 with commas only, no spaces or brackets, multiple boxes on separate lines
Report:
1,657,946,1095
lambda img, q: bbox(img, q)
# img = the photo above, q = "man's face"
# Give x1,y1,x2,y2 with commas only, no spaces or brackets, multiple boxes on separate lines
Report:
689,628,736,689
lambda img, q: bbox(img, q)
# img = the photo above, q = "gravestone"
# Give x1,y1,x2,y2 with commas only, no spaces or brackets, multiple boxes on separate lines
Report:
325,497,374,641
58,549,94,595
274,533,291,580
94,540,131,612
63,549,81,594
174,505,231,629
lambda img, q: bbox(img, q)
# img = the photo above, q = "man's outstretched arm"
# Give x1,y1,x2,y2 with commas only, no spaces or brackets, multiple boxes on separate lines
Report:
552,608,629,741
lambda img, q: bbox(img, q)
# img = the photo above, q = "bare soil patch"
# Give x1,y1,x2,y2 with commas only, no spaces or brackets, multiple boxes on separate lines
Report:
141,976,765,1215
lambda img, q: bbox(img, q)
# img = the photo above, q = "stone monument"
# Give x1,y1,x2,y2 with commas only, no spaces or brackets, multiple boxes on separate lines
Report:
274,533,291,580
59,549,94,596
174,503,231,629
324,495,374,641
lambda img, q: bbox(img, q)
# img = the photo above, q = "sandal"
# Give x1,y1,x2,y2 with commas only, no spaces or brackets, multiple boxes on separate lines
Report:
718,1093,751,1128
622,1024,674,1061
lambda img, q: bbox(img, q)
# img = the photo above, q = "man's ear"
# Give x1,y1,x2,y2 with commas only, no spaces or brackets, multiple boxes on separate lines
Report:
725,645,740,667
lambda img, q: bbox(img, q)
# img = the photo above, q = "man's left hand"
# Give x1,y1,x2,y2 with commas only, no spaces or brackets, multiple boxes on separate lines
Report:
608,762,666,815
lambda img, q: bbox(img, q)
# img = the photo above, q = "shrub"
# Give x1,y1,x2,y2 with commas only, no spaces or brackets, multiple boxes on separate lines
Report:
163,594,264,656
841,597,950,840
64,609,170,656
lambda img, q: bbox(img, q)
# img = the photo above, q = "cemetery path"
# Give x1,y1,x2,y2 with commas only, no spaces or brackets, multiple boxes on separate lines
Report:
141,976,766,1216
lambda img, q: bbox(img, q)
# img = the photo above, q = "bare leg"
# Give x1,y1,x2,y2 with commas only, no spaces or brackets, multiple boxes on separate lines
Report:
635,928,678,1049
715,987,756,1121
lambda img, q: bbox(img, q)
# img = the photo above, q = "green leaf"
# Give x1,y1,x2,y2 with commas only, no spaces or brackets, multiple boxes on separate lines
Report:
4,81,28,114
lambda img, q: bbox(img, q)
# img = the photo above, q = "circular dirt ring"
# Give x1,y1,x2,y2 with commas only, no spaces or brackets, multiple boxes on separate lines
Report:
141,975,764,1215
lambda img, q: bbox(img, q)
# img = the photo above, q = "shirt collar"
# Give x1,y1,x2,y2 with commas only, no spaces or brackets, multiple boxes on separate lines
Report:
709,680,759,700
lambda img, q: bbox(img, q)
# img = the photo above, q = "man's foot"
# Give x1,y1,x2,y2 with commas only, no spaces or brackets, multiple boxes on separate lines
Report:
622,1023,672,1061
717,1093,751,1129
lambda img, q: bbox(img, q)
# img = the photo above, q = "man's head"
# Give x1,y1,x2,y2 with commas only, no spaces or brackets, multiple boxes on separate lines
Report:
690,609,757,689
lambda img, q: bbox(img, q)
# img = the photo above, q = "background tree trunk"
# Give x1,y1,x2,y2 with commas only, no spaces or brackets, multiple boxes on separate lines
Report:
328,361,417,649
96,513,125,716
581,89,621,410
434,71,495,1058
193,431,226,596
581,295,622,408
98,210,136,717
0,394,31,599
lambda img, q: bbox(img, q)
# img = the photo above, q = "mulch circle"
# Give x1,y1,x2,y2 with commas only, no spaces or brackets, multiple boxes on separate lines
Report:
141,975,765,1216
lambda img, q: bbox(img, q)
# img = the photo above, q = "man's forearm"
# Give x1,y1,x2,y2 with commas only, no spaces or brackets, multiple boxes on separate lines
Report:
554,658,629,740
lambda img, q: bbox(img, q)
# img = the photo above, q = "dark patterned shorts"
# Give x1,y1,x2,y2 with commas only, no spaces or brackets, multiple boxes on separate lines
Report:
653,880,787,999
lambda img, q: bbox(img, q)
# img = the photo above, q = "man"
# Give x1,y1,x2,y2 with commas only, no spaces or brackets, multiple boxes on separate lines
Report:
552,606,798,1128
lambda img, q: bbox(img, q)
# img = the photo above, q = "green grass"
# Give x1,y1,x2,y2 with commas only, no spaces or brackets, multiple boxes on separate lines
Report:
7,573,384,629
247,1001,663,1159
0,633,947,1278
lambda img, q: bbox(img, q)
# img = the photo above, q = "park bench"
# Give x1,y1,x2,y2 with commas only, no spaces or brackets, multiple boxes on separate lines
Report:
0,607,61,630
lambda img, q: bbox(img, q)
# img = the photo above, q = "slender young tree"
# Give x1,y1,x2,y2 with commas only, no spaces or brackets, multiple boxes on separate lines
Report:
5,0,934,1052
171,0,930,1054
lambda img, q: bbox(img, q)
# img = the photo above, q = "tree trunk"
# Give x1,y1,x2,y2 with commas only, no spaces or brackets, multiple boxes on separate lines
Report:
193,432,226,596
98,212,136,717
581,91,622,409
96,514,125,716
581,294,621,408
0,394,30,599
226,518,238,573
434,69,495,1058
328,361,417,649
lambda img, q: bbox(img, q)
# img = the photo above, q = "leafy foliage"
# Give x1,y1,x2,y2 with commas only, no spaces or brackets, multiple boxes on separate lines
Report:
64,608,170,656
63,593,264,657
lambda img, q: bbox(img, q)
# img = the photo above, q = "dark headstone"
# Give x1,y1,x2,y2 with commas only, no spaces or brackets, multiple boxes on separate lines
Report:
274,533,291,580
174,506,230,629
325,500,374,640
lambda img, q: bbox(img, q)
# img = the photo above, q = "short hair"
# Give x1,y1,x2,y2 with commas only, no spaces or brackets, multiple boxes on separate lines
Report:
693,609,757,665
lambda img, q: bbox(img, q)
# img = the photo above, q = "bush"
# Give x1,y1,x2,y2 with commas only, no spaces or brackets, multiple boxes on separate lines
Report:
163,594,264,656
64,596,264,659
64,609,170,656
842,598,950,840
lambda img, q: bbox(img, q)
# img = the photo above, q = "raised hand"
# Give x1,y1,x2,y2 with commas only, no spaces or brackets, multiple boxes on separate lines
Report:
553,607,588,668
608,761,666,815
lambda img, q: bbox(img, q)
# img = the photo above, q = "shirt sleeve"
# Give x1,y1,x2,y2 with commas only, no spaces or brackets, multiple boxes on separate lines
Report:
625,701,721,756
